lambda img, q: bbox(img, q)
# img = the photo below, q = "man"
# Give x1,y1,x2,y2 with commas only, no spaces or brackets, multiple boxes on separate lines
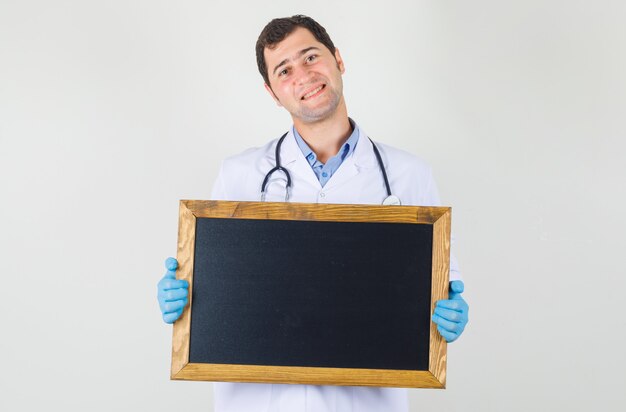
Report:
157,15,469,412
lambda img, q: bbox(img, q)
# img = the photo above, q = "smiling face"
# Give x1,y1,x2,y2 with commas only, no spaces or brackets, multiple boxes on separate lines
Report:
263,27,346,124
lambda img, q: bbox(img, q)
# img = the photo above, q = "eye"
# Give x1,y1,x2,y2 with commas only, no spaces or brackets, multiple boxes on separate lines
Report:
306,54,317,63
278,68,289,77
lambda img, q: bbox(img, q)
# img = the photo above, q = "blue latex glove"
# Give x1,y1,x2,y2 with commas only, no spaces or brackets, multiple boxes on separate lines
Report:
157,257,189,324
432,280,469,343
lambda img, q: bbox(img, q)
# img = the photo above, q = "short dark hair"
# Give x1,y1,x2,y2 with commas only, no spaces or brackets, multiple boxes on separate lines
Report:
256,15,336,86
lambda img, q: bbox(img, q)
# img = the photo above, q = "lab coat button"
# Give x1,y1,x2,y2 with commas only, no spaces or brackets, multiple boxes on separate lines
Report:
319,192,326,198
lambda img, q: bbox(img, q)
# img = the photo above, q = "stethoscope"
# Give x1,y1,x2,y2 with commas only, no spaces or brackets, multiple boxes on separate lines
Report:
261,132,401,205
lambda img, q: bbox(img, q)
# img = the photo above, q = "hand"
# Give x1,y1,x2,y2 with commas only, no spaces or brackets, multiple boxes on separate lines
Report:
432,280,469,343
157,257,189,324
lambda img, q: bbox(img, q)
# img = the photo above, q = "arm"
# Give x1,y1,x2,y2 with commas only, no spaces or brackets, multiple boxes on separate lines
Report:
421,167,468,341
157,166,225,324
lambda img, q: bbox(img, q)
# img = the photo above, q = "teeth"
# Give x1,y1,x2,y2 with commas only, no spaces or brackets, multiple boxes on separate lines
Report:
303,85,323,99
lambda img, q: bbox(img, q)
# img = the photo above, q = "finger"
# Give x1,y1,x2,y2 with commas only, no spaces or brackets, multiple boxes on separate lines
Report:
436,298,467,312
158,296,184,313
434,306,464,322
162,308,184,324
161,298,188,314
158,279,189,291
437,325,459,343
450,280,464,294
158,288,188,302
431,313,462,333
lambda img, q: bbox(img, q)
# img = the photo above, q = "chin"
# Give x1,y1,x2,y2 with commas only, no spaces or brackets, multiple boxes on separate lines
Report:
297,109,334,123
297,99,341,123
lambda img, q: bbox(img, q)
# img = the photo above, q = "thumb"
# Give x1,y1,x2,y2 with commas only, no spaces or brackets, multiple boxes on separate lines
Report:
163,257,178,279
449,280,464,299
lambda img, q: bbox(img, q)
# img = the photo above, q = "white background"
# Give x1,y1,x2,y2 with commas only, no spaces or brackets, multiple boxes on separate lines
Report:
1,1,625,411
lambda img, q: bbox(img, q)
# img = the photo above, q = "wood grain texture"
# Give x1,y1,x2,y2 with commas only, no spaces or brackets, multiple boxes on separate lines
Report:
172,363,445,389
183,200,448,224
428,210,451,387
170,202,196,378
170,200,451,388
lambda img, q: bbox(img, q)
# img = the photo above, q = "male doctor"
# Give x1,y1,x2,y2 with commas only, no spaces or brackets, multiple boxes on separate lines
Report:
157,15,469,412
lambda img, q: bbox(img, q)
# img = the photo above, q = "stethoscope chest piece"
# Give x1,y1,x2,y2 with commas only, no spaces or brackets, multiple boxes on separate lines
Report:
382,195,401,206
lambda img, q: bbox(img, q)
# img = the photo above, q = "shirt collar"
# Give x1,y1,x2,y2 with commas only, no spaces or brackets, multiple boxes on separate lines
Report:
292,118,360,166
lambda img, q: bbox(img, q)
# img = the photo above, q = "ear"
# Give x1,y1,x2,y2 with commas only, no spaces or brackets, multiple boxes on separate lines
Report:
264,83,282,107
334,48,346,74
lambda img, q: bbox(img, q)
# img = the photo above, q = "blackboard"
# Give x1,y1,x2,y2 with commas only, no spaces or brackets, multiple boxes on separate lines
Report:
171,200,450,388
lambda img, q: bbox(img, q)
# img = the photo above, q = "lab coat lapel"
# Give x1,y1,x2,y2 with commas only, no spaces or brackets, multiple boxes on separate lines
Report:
279,129,323,190
323,127,378,191
352,129,379,170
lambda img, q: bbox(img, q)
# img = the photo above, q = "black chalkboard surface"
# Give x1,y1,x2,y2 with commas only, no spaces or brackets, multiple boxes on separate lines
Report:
189,218,432,371
171,201,450,388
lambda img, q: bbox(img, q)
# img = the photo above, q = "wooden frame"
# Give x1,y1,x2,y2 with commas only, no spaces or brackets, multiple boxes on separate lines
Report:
171,200,451,388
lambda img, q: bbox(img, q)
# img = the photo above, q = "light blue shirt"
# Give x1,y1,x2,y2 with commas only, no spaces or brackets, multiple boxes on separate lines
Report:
292,122,360,187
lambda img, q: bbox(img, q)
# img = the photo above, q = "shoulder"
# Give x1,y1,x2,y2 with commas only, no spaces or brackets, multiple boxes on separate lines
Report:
221,139,277,171
372,140,434,177
364,138,439,205
212,136,283,201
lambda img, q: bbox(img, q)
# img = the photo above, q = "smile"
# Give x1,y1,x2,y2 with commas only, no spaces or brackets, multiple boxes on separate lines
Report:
301,84,326,100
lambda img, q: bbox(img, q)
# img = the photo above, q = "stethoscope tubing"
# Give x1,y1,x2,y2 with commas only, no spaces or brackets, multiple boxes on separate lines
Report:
261,132,290,201
260,132,396,203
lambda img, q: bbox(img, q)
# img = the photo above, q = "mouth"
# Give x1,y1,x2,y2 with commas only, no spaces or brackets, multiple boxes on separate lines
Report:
300,84,326,100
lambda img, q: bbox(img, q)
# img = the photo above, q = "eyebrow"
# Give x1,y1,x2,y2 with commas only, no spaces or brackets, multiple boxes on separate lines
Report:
272,46,320,76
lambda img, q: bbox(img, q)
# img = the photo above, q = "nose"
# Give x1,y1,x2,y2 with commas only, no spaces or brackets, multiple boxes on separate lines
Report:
293,64,314,85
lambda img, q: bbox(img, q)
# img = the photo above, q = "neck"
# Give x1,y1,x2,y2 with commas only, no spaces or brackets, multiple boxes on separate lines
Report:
293,99,351,164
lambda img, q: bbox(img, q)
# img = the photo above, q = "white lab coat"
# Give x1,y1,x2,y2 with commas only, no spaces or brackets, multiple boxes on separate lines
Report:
209,124,461,412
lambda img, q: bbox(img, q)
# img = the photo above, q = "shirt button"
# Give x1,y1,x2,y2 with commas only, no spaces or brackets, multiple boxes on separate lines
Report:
320,192,326,198
322,172,328,177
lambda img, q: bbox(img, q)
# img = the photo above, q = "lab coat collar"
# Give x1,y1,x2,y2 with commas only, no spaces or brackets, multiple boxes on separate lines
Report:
280,122,379,167
278,121,380,191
